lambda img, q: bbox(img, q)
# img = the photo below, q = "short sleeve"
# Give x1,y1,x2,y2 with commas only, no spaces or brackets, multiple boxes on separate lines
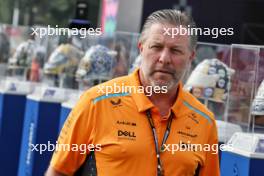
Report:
199,119,220,176
50,91,96,175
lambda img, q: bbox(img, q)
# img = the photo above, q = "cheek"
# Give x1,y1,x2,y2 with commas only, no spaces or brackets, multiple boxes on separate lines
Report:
172,57,190,67
143,52,158,64
144,49,155,57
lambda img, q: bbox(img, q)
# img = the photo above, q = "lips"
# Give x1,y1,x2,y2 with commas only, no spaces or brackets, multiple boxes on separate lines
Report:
154,70,173,75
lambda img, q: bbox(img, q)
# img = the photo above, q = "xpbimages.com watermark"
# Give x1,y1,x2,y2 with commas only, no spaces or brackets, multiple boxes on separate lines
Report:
30,141,102,154
97,83,168,96
162,141,234,154
31,25,102,38
163,25,234,39
30,141,233,155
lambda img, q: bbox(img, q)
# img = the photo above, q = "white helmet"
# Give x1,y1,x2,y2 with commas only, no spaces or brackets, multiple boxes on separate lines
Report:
252,80,264,115
8,40,35,68
185,58,235,102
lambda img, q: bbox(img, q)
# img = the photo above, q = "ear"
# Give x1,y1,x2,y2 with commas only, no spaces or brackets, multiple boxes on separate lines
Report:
138,42,143,54
189,50,196,62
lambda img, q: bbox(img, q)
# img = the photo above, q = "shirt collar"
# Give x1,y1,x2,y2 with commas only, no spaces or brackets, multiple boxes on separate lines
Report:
129,68,154,112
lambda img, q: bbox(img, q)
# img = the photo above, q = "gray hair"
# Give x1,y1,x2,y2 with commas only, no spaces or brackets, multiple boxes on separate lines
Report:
139,9,197,50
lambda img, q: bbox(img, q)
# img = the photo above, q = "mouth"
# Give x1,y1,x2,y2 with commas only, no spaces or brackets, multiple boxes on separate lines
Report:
154,70,173,75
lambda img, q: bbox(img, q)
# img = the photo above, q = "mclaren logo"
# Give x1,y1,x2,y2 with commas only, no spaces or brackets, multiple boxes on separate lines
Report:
110,99,122,107
187,113,199,124
118,130,136,140
117,120,137,126
177,131,197,138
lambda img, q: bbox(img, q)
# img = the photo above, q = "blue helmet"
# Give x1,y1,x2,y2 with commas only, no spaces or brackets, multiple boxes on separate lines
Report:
76,45,117,81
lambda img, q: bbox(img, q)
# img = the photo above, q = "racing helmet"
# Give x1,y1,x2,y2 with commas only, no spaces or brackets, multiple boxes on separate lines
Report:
76,45,117,81
185,58,235,103
252,80,264,115
44,43,83,75
8,40,35,68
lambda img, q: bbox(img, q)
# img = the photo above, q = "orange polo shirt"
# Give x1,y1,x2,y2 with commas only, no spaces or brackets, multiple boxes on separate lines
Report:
50,69,220,176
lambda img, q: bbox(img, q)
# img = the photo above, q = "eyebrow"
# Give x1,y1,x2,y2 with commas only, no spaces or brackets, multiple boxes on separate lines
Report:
149,41,185,49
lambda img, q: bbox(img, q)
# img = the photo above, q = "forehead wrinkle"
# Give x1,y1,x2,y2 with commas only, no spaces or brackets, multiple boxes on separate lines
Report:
146,24,190,49
149,37,186,49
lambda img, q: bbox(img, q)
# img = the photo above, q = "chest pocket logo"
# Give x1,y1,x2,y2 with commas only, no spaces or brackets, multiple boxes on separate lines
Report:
118,130,136,140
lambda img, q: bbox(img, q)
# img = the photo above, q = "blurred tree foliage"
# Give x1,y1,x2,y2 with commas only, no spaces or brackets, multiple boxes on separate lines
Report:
0,0,76,27
32,0,76,26
0,0,15,24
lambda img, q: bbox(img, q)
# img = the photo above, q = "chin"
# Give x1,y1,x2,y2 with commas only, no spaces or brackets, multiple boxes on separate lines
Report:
150,79,175,89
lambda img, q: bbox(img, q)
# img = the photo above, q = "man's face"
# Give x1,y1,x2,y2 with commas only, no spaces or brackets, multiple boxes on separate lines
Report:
139,23,195,90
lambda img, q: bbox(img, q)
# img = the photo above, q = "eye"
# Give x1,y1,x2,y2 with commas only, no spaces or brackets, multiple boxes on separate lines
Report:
150,45,162,50
171,48,184,54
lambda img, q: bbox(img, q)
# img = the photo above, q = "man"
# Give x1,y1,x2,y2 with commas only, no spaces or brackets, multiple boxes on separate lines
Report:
46,9,220,176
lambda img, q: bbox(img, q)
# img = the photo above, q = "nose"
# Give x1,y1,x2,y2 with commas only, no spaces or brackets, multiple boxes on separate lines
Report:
158,48,171,65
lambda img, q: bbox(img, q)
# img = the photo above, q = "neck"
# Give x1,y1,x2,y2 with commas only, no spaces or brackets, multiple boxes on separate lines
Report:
149,87,178,107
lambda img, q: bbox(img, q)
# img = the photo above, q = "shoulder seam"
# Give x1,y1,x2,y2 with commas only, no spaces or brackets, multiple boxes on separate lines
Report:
183,101,212,124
